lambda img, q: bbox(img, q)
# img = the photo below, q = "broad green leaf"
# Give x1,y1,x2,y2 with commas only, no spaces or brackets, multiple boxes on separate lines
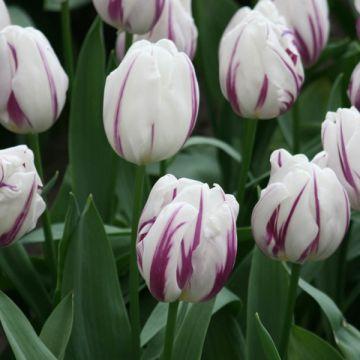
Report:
0,243,51,322
0,290,56,360
69,18,117,221
62,197,131,359
299,276,360,358
8,6,34,26
246,248,288,360
289,325,344,360
327,73,345,111
183,136,241,163
172,299,216,360
40,293,74,360
255,313,281,360
44,0,90,11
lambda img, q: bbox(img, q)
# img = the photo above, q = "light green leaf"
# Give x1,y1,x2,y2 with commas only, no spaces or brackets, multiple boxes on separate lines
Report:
8,6,34,26
44,0,90,11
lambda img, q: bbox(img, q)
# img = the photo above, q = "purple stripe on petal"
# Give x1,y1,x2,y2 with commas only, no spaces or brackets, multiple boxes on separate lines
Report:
0,178,36,247
36,43,58,122
108,0,123,22
7,92,33,129
294,30,311,66
277,151,283,167
186,58,199,138
113,56,139,156
167,1,175,42
255,75,269,111
152,0,165,28
7,43,18,69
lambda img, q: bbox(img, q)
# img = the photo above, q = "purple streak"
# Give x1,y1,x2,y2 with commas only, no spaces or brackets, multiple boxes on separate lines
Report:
167,1,175,42
7,92,33,129
277,150,283,167
255,75,269,111
108,0,123,23
152,0,165,28
186,58,199,138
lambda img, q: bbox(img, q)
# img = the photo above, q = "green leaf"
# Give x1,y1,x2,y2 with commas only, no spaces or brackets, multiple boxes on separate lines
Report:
0,243,51,322
62,196,131,359
327,73,345,111
8,6,34,26
298,276,360,358
44,0,90,11
42,171,60,198
246,248,288,360
0,290,56,360
172,299,215,360
69,18,117,221
289,325,344,360
255,313,281,360
40,293,74,360
183,136,241,163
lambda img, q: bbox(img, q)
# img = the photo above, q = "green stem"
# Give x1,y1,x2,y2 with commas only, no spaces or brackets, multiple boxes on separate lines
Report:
129,165,146,360
160,160,167,177
279,263,301,359
61,0,74,85
236,119,258,206
161,301,179,360
27,134,57,278
125,32,133,53
292,101,300,154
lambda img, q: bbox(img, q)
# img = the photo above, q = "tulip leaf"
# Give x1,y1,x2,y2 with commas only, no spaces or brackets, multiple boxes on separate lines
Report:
8,6,34,27
255,313,281,360
0,290,56,360
42,171,60,198
0,243,51,322
44,0,90,11
69,18,117,221
40,293,74,360
298,275,360,358
327,73,345,111
62,196,131,359
288,325,344,360
246,247,289,360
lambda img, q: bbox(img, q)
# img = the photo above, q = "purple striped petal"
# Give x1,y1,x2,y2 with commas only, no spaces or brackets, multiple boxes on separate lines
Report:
186,57,199,138
255,74,269,111
108,0,123,23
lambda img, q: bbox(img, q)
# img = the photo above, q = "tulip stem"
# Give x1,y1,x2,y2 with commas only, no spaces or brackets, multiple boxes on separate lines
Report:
236,119,258,206
61,0,74,85
27,134,57,279
129,164,146,360
161,301,179,360
279,263,301,359
160,160,167,177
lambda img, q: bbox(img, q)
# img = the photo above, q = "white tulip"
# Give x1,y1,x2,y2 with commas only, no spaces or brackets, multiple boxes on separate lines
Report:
252,149,349,263
348,63,360,111
219,0,304,119
0,145,45,247
322,107,360,210
103,39,199,165
115,31,126,63
134,0,198,59
273,0,330,67
0,0,10,30
137,175,239,302
92,0,165,34
0,26,69,134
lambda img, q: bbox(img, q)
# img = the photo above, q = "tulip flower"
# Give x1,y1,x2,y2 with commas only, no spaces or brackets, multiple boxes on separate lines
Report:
219,0,304,119
103,39,199,165
321,107,360,210
356,0,360,38
134,0,198,59
0,145,45,247
136,175,239,302
0,26,69,134
273,0,330,67
252,149,350,263
115,31,126,62
348,63,360,110
92,0,165,34
0,0,10,30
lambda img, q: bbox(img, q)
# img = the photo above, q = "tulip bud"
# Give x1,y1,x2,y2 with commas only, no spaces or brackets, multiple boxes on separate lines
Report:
115,31,126,63
0,26,69,134
0,0,10,30
322,107,360,210
0,145,45,247
356,0,360,38
273,0,329,67
219,0,304,119
137,175,239,302
252,149,350,263
134,0,198,59
103,39,199,165
348,63,360,110
92,0,165,34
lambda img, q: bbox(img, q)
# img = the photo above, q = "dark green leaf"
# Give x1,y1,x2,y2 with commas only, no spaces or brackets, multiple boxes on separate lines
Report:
42,171,59,198
69,18,117,221
0,290,56,360
62,196,131,359
327,73,345,111
40,293,74,360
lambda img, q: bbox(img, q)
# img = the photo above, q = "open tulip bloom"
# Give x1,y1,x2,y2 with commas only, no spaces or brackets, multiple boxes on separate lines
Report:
0,0,10,30
137,175,239,303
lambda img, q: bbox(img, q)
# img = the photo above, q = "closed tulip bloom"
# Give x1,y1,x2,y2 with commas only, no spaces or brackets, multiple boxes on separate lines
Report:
0,0,10,30
356,0,360,38
92,0,165,34
322,107,360,210
348,63,360,110
252,149,349,263
134,0,198,59
137,175,239,302
103,39,199,165
115,31,126,62
0,26,69,134
0,145,45,247
273,0,329,67
219,0,304,119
